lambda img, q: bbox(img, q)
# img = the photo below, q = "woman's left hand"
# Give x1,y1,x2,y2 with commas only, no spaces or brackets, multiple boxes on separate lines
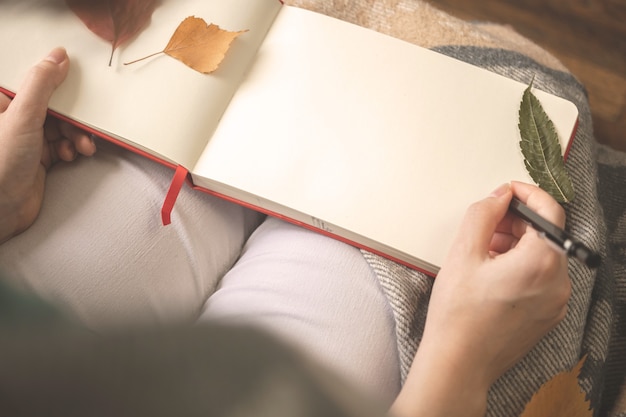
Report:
0,47,96,244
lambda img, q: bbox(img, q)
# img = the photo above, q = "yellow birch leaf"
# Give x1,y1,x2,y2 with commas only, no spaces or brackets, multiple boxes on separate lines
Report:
520,356,593,417
125,16,247,74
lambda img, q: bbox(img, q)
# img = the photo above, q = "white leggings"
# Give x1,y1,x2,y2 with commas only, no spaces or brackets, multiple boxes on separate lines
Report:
0,140,400,403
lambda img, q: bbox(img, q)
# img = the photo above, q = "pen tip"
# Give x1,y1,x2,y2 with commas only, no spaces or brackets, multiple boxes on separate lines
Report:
585,252,601,269
571,243,601,269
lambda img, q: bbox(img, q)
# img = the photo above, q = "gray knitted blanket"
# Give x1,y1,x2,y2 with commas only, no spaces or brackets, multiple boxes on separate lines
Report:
285,1,626,415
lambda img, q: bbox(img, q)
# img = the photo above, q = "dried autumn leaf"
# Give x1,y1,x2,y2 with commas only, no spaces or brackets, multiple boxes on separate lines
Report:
520,356,592,417
518,78,576,203
124,16,248,74
66,0,158,66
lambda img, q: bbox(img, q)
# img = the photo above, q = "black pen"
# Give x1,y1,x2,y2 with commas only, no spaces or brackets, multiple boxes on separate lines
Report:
509,197,601,268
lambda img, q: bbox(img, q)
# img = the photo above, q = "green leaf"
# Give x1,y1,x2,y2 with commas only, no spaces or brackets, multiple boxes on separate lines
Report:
518,79,575,203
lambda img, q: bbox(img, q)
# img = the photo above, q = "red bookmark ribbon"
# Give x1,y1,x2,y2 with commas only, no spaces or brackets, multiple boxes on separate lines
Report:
161,165,189,225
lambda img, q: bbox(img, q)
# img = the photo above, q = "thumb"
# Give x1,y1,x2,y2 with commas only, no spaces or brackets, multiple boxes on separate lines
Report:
7,47,69,131
454,184,512,257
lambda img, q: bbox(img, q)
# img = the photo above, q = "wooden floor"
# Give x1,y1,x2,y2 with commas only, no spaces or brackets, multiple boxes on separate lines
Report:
424,0,626,152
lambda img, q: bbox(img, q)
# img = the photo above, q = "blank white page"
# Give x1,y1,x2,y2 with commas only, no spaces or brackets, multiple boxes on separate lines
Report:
193,6,579,271
0,0,281,167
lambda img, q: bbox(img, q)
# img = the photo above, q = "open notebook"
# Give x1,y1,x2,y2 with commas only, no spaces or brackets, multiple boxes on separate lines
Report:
0,0,579,275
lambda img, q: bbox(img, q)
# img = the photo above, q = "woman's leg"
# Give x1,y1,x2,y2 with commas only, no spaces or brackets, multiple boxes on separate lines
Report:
0,140,264,328
199,216,401,405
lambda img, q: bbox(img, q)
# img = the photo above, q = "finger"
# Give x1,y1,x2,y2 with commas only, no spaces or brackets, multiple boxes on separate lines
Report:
493,215,540,255
75,134,97,156
510,181,566,228
489,232,519,254
491,212,526,250
506,181,569,263
453,183,513,257
492,190,549,240
59,122,96,156
493,211,517,234
7,47,69,132
54,138,77,162
0,92,10,113
504,217,569,276
510,215,535,240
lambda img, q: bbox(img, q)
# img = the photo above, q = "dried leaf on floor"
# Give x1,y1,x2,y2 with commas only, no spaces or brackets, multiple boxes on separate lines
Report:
520,356,592,417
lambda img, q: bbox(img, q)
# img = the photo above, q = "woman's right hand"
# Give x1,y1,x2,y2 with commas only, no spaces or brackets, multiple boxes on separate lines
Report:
392,181,571,417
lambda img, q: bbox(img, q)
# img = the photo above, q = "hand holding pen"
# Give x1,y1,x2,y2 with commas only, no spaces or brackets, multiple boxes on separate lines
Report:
396,181,573,416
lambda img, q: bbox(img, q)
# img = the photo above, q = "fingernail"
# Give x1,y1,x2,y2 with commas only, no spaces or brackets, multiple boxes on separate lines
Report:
490,183,510,198
44,47,67,65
